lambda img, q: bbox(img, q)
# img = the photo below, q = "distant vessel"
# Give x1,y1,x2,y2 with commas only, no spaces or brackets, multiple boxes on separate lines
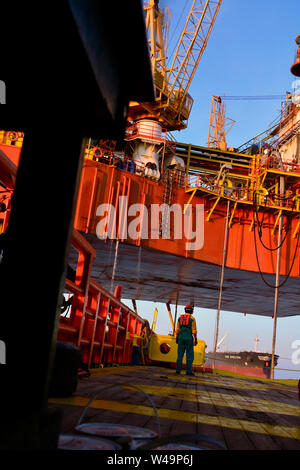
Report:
207,335,279,379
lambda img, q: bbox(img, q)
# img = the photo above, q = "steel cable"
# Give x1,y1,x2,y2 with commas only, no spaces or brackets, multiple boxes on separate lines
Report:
253,192,291,252
253,209,300,289
166,0,191,68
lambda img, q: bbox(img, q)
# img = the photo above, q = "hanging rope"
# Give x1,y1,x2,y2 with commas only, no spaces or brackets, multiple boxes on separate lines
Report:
253,208,300,289
166,0,191,68
213,201,230,361
253,191,291,252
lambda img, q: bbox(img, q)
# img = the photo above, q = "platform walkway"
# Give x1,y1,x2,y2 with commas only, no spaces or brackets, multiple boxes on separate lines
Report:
49,365,300,450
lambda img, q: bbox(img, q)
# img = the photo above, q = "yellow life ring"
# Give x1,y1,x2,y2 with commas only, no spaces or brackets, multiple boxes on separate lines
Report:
256,186,268,197
255,186,268,204
218,178,233,189
7,131,18,142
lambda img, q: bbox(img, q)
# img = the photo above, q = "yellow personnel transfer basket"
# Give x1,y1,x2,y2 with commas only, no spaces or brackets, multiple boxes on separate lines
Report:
149,333,206,366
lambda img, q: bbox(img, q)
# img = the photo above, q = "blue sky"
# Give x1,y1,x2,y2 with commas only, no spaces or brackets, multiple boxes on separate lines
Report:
162,0,300,146
121,1,300,376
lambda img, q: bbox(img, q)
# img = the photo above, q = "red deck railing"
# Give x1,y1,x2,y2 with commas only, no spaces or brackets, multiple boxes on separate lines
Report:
58,230,145,367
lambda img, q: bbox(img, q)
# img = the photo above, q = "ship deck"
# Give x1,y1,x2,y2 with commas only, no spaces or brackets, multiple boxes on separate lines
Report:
49,365,300,451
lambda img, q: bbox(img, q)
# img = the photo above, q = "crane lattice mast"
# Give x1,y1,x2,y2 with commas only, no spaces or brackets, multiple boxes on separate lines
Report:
166,0,222,124
207,95,235,150
129,0,222,131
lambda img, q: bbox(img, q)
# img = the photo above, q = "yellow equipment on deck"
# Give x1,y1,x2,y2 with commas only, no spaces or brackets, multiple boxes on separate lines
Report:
148,306,207,367
149,333,206,366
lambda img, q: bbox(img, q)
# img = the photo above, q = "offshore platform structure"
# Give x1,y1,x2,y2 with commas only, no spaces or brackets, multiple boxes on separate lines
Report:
2,3,300,380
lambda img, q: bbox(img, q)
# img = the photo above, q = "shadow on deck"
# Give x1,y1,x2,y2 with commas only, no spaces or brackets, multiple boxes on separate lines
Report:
48,365,300,451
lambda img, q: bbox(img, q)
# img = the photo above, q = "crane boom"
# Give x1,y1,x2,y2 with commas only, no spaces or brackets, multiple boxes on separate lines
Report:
167,0,222,116
217,332,228,350
129,0,222,131
144,0,170,82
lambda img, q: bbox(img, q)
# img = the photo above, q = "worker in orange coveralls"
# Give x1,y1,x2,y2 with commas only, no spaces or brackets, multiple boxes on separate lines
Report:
175,305,197,376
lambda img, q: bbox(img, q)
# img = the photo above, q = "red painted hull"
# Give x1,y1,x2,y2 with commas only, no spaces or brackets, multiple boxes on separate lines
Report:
148,359,271,378
210,363,272,379
75,159,300,278
71,159,300,317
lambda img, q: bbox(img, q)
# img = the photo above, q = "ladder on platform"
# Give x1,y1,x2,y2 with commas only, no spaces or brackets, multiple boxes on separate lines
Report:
160,170,174,238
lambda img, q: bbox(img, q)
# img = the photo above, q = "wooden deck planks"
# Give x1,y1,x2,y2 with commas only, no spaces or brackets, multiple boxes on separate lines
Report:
197,382,256,450
243,386,300,450
49,366,300,450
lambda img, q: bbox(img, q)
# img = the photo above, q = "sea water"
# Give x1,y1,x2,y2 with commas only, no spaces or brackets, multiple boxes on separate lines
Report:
274,358,300,380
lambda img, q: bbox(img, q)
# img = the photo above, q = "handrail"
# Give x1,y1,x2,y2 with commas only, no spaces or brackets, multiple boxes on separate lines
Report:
59,230,145,368
186,171,300,212
89,278,145,324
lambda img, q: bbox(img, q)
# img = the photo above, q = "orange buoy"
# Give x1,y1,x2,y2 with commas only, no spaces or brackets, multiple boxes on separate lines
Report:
291,34,300,77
